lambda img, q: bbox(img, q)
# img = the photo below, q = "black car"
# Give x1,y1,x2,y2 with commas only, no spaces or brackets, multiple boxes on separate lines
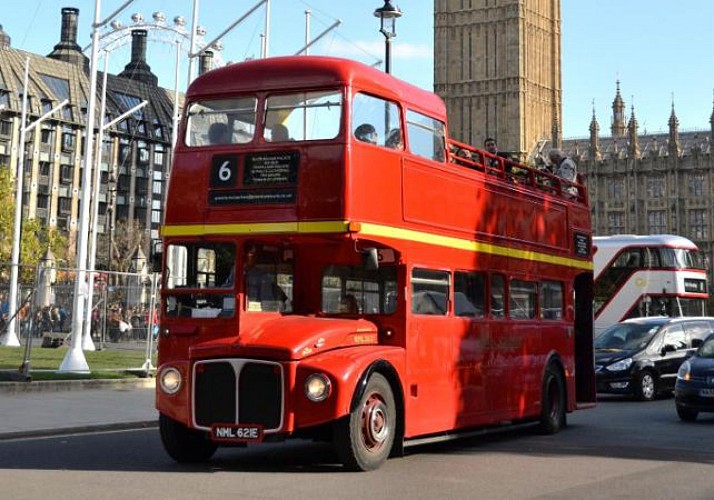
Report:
674,333,714,421
595,317,714,401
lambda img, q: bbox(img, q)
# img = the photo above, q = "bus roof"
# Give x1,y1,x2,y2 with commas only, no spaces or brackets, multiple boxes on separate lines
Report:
187,55,446,121
593,234,699,251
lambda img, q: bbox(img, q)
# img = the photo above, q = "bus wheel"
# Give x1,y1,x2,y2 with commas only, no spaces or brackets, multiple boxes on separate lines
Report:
634,371,657,401
334,373,396,471
538,364,566,435
159,413,217,463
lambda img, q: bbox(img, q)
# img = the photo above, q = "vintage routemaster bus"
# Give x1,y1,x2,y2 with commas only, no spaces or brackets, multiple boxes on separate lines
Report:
156,56,595,471
593,234,709,336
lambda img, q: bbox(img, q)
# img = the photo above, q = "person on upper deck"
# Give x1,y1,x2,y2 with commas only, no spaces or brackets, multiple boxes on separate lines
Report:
547,148,578,196
208,122,231,145
355,123,378,145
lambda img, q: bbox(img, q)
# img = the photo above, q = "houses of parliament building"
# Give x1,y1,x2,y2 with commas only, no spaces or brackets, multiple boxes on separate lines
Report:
435,0,714,279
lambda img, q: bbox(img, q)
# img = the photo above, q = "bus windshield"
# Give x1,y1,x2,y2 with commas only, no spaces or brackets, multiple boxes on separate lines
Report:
186,97,257,146
263,89,342,142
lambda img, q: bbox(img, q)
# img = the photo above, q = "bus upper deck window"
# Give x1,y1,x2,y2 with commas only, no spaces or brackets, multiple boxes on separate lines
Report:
352,93,402,149
186,97,257,147
264,90,342,142
405,109,445,162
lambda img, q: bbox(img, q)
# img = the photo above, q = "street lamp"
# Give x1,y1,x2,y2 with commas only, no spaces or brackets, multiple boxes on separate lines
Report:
373,0,402,74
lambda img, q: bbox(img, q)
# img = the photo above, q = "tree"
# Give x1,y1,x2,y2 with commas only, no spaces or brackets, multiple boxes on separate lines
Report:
0,166,69,283
97,218,147,275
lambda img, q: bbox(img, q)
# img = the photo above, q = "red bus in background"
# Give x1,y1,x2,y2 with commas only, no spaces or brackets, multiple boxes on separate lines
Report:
156,56,595,471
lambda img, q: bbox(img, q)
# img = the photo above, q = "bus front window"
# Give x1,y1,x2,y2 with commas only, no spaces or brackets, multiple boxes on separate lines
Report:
186,97,257,146
244,243,293,313
263,90,342,142
321,265,397,315
164,242,236,318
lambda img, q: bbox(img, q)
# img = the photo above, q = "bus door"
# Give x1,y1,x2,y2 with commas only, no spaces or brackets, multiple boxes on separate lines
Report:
406,268,461,435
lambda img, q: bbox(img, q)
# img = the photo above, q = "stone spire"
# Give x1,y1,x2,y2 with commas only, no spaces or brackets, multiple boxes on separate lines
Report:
611,80,626,138
118,29,158,86
47,7,90,71
710,90,714,148
668,98,681,157
589,103,601,161
627,103,640,158
0,24,11,50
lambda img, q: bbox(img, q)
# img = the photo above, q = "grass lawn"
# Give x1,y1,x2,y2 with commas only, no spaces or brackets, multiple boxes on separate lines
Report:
0,345,156,380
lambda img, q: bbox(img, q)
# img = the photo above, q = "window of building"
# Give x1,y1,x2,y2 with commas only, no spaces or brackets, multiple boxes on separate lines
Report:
406,109,446,162
62,128,75,151
647,210,667,234
411,268,449,315
607,212,625,234
454,271,485,317
646,175,665,198
153,120,163,139
608,178,625,201
113,92,145,120
689,173,706,197
689,209,708,240
40,128,53,144
153,147,165,166
0,119,11,136
351,93,402,149
58,197,72,215
151,210,162,224
60,164,73,183
39,161,51,177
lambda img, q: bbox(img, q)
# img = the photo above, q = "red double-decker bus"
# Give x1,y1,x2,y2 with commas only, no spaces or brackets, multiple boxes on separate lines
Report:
156,56,595,471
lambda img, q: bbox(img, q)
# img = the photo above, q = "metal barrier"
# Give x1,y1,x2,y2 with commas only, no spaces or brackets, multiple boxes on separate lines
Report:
0,263,159,376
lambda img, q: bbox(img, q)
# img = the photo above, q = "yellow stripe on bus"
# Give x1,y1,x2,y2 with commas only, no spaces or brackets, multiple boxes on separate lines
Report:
160,220,592,271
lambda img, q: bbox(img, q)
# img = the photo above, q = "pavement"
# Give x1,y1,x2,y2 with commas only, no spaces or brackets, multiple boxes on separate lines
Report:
0,378,158,440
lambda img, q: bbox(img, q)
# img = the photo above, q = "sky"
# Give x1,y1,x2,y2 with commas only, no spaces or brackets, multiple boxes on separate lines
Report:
3,0,714,139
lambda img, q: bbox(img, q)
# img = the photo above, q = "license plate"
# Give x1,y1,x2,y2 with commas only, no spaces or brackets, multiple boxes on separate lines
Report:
699,388,714,398
210,424,263,443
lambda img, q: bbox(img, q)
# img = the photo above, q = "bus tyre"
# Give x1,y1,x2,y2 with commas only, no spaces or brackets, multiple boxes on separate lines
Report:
538,364,566,435
334,373,396,471
159,413,218,463
676,404,698,422
634,371,657,401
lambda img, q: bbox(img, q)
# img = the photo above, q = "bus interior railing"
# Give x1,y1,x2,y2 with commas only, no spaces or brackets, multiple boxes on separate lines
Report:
446,138,587,204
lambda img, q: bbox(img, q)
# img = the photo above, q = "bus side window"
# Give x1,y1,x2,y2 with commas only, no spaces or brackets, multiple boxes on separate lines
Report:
352,92,401,149
454,271,485,317
405,109,446,163
490,274,506,318
540,281,563,320
411,269,449,316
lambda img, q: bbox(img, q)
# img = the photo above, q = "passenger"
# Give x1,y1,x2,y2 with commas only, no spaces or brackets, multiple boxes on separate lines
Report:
270,123,291,142
547,148,578,196
385,128,403,149
339,294,359,314
208,122,231,145
355,123,378,145
244,243,287,311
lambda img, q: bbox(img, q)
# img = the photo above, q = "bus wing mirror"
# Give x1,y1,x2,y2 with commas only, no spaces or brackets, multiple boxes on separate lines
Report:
150,241,163,272
362,247,379,271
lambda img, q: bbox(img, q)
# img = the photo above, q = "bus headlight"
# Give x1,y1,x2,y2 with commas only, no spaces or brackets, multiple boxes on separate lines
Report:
304,373,332,402
159,367,182,394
